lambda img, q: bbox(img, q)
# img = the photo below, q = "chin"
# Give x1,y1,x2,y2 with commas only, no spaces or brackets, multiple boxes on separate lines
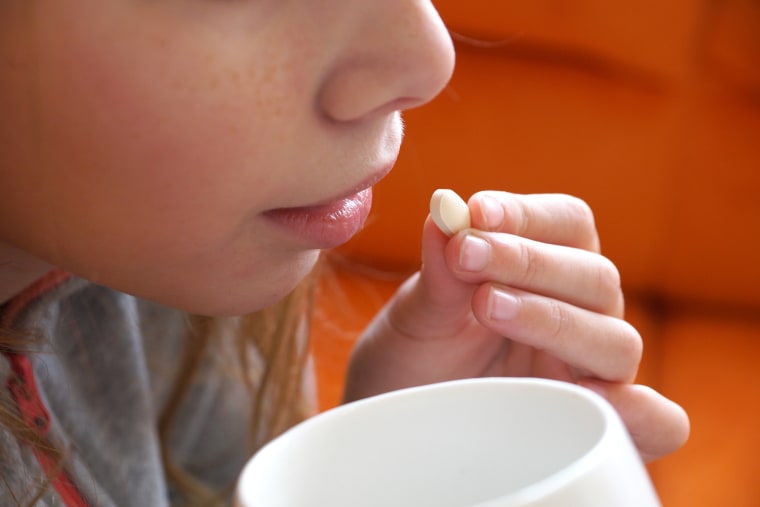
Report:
183,251,321,317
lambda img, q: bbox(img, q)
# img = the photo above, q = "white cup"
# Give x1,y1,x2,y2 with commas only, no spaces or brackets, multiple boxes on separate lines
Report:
235,378,660,507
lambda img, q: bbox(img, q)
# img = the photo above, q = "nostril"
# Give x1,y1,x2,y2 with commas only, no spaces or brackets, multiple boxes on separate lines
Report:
316,2,455,124
357,96,428,122
319,88,421,124
318,50,454,123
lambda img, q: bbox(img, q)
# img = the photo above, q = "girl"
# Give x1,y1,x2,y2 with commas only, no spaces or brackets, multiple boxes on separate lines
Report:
0,1,689,506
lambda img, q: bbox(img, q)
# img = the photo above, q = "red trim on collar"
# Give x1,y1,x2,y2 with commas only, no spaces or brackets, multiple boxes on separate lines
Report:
1,269,73,327
5,353,89,507
2,269,89,506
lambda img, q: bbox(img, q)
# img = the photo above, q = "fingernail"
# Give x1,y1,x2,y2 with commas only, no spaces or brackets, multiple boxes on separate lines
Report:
488,288,519,320
459,235,491,272
479,195,505,229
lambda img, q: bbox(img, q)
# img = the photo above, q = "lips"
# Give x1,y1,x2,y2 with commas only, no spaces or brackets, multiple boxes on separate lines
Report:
263,187,374,249
263,129,398,249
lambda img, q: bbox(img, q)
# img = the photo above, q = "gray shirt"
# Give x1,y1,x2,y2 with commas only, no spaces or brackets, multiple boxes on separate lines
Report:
1,274,262,506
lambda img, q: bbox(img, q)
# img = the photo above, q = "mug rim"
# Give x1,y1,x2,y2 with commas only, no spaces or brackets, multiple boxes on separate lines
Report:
237,377,630,507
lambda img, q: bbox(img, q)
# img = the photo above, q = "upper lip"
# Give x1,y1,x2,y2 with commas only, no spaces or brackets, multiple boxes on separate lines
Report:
345,163,394,198
299,161,395,209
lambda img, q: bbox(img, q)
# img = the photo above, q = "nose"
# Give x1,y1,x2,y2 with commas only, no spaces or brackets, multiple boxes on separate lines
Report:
318,0,455,123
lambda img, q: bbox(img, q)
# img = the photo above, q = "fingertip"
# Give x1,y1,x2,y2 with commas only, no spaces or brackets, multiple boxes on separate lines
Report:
651,389,691,457
422,215,473,278
635,390,690,463
422,213,450,240
421,214,452,264
581,381,691,463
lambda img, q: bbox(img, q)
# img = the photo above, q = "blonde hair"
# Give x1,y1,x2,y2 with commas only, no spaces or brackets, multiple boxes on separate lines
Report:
160,271,318,506
0,266,319,506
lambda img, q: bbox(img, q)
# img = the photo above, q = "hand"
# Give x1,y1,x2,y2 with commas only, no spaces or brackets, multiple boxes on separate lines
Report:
344,191,689,462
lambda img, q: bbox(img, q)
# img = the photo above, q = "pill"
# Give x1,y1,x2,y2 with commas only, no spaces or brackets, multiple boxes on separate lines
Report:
430,189,471,236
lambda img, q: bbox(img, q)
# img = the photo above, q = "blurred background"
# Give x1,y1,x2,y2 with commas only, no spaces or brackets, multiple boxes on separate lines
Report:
311,1,760,505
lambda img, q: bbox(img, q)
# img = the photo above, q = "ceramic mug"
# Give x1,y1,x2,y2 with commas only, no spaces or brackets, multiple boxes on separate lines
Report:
235,378,660,507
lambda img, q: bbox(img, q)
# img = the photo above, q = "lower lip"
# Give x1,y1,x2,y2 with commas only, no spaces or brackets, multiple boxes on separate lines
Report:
263,188,373,249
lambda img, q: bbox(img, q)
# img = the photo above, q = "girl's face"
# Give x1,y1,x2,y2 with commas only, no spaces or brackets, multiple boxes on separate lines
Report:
0,1,454,314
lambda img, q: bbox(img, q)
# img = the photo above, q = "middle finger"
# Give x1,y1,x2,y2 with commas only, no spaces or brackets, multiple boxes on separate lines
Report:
446,230,624,317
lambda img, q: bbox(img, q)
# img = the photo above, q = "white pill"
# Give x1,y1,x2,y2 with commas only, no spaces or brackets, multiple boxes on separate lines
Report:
430,189,471,236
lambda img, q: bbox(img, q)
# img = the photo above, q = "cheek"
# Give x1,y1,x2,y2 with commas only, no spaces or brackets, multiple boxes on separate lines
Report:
31,18,296,260
4,6,323,313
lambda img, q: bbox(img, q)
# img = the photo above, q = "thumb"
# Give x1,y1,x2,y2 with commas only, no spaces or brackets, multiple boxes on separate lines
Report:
384,216,476,338
419,215,473,308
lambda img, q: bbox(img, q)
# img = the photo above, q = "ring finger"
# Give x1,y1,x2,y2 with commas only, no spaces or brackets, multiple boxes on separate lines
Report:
471,284,642,383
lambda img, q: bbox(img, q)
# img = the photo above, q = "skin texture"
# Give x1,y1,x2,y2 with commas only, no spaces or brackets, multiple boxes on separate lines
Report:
0,0,688,465
0,0,454,314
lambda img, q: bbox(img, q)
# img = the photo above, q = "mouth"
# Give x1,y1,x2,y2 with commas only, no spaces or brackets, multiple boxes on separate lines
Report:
263,163,393,249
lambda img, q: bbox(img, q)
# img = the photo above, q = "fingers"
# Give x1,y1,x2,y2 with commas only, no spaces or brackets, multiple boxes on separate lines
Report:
435,191,632,380
468,191,601,252
447,231,624,317
455,191,625,317
471,285,642,382
416,191,685,465
580,381,691,462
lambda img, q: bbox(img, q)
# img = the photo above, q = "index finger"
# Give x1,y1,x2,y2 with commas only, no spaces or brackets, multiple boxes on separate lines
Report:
468,191,601,252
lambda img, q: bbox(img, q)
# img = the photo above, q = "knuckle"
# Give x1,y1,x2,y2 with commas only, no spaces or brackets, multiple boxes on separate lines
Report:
594,256,624,311
565,195,596,227
513,197,533,237
618,320,643,376
516,240,544,286
546,298,572,345
563,195,600,250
